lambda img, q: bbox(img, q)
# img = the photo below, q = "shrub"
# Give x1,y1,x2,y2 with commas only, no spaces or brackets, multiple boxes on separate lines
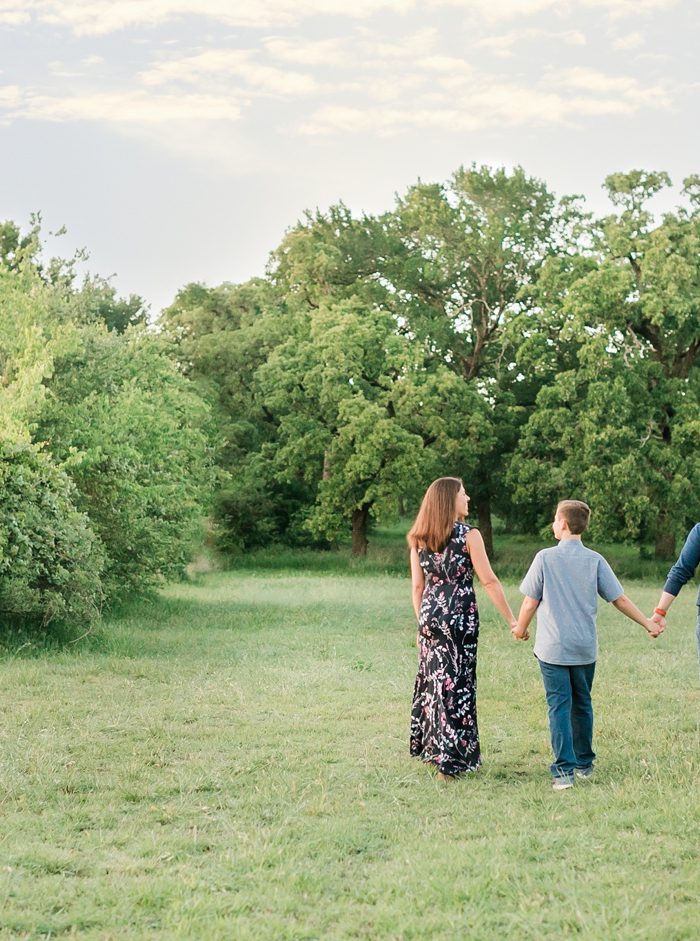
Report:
0,441,104,627
36,325,216,600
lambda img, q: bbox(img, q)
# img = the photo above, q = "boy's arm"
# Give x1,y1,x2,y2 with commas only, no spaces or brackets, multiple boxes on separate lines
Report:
513,596,539,640
515,552,543,641
612,594,664,637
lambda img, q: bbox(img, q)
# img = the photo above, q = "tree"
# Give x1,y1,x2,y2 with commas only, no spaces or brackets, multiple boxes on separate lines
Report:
509,171,700,556
158,279,316,551
383,165,564,554
264,208,411,554
258,294,494,555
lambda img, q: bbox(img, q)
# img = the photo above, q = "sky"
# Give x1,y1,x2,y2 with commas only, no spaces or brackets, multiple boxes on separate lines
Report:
1,0,698,316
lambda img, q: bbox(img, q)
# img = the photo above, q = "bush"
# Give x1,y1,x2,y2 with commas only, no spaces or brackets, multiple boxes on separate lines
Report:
36,325,216,600
0,441,104,627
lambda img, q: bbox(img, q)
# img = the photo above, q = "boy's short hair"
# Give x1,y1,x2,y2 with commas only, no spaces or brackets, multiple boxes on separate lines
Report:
557,500,591,535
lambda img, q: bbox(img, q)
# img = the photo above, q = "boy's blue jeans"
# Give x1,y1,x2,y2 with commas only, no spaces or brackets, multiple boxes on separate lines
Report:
537,658,596,780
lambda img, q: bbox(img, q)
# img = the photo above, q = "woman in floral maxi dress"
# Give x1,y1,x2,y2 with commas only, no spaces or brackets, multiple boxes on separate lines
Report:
408,478,518,779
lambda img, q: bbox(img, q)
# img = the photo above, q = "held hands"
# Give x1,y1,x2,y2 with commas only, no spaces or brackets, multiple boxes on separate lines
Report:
510,618,529,641
645,614,665,638
650,611,666,636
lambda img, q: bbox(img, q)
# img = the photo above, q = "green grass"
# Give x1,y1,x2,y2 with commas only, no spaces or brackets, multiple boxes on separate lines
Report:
1,568,699,940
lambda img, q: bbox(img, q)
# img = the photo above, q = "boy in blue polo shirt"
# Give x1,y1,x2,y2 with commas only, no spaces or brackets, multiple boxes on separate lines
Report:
513,500,662,790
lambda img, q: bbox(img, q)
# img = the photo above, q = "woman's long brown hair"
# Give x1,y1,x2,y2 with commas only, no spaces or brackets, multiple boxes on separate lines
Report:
407,477,463,553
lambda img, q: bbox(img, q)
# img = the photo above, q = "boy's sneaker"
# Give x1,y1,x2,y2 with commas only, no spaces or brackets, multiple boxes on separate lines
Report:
574,767,593,780
552,776,574,791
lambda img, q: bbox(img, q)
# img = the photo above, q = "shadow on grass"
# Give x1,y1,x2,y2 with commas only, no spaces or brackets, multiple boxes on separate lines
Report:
0,586,363,661
0,618,101,658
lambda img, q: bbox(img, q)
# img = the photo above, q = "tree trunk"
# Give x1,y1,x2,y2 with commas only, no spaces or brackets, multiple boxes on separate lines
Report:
654,523,675,560
351,503,371,557
476,493,494,560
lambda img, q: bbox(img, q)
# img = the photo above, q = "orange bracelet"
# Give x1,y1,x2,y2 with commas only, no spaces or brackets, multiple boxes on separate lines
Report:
654,607,667,617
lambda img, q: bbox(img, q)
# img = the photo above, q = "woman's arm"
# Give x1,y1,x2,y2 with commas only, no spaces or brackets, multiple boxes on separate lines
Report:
410,547,425,623
466,529,517,629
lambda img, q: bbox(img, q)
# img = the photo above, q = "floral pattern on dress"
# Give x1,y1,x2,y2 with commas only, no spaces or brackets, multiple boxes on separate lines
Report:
410,521,480,775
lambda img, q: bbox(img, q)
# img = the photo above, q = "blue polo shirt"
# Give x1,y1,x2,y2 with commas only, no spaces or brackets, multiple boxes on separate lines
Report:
520,540,623,666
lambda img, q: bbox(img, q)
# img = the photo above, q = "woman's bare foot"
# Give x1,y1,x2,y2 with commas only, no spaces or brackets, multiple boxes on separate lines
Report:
437,771,455,781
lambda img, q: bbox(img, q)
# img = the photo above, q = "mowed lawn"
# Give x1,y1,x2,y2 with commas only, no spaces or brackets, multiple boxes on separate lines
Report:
1,572,699,940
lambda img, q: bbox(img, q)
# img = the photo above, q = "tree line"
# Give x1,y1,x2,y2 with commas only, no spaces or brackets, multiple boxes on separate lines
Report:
0,216,215,628
1,165,699,628
162,165,700,560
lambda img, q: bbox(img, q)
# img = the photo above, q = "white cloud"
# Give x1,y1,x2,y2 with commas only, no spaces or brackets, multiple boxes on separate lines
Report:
299,82,582,135
458,0,675,19
417,55,472,74
365,72,426,102
475,34,516,57
0,0,686,151
263,36,350,67
583,0,676,17
0,85,20,107
48,60,85,78
141,50,318,96
560,30,587,45
10,0,677,35
554,66,672,108
356,27,439,61
476,28,587,56
4,89,243,124
10,0,680,36
299,59,676,137
33,0,418,35
456,0,559,19
612,31,645,50
0,10,30,25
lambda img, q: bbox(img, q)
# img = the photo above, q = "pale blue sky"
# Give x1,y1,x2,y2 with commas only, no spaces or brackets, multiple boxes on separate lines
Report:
1,0,697,314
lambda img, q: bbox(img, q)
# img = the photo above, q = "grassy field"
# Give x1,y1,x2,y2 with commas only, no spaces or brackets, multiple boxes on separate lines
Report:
1,547,699,938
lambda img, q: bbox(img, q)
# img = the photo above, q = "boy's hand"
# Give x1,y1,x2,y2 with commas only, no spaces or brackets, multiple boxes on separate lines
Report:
511,620,529,641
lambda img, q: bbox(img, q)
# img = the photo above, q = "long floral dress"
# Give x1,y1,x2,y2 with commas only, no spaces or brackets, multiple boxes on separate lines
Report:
410,521,480,775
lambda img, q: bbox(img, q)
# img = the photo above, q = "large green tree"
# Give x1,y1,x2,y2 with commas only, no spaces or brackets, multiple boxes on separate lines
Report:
258,294,493,554
509,171,700,555
382,164,567,554
158,279,317,551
